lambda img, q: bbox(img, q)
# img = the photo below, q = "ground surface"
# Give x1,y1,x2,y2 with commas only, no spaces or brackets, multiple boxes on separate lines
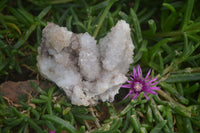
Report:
0,0,200,132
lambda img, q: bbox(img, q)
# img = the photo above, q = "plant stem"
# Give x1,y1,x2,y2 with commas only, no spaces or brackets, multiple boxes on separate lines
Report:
93,0,117,39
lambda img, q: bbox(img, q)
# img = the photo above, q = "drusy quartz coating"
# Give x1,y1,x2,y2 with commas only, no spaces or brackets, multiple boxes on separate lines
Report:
37,20,134,106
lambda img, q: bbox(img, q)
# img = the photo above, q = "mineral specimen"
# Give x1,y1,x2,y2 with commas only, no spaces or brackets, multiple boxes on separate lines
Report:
37,20,134,106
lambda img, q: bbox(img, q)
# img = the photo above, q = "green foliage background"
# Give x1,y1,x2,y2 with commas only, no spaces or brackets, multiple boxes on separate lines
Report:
0,0,200,132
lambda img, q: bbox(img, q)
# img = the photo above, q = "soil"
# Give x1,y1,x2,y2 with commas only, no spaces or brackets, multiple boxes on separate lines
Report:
0,80,52,103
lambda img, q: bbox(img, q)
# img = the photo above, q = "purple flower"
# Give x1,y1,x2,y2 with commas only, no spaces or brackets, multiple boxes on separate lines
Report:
121,65,160,100
49,131,56,133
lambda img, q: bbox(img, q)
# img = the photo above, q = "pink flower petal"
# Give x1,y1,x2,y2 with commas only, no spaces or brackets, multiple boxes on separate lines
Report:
145,90,157,95
137,65,142,78
129,76,134,80
145,69,151,80
123,90,134,100
132,94,139,100
150,81,159,86
146,77,152,81
121,84,131,88
133,67,137,78
149,87,160,90
123,94,130,100
127,80,132,83
148,77,158,84
143,93,150,100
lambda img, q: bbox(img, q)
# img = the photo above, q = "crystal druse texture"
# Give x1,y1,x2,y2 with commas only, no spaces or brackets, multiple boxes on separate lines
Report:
37,20,134,106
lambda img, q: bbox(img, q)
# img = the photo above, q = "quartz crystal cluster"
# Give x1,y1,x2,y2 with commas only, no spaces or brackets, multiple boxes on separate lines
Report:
37,20,134,106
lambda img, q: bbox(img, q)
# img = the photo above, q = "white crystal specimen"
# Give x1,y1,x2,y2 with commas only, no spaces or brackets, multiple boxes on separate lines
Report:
37,20,134,106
